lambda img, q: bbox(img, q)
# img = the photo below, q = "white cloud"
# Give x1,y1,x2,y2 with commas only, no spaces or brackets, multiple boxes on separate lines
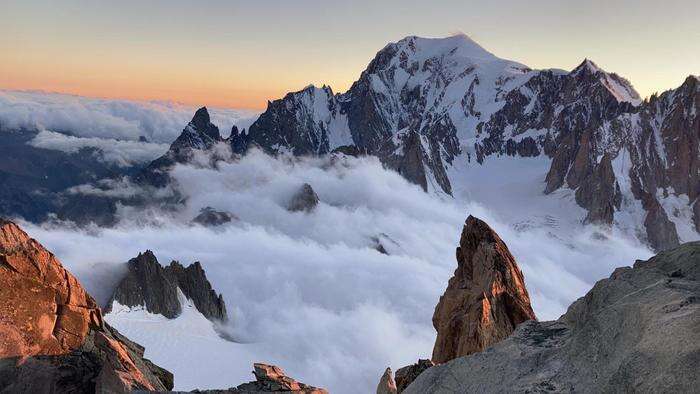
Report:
18,150,653,393
0,90,259,142
0,90,259,165
29,130,170,166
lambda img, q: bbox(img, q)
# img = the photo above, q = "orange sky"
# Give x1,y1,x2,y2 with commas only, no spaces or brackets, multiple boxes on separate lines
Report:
2,1,698,110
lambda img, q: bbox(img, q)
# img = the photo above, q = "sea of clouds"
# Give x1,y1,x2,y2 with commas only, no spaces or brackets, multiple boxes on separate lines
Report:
0,90,258,166
3,91,654,392
18,146,654,393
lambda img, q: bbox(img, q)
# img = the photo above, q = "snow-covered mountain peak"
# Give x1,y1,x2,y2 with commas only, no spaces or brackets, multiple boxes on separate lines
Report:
571,58,601,75
394,34,499,63
570,59,641,105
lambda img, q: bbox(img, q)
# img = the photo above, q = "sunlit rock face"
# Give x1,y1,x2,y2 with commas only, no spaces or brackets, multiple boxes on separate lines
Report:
0,219,173,392
431,215,536,364
376,367,397,394
0,218,102,358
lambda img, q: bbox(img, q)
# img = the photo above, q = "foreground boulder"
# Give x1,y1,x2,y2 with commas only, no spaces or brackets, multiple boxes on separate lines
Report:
394,359,434,392
431,215,536,363
405,241,700,393
188,363,328,393
0,219,172,392
106,250,227,322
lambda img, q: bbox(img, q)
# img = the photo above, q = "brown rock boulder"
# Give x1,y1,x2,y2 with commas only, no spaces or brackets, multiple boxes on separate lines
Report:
231,363,328,393
431,215,536,364
376,367,397,394
0,219,172,392
395,359,434,392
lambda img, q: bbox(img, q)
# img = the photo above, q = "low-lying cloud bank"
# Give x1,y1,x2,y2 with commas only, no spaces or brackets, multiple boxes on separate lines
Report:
0,90,259,165
20,150,653,393
28,130,170,167
0,90,258,142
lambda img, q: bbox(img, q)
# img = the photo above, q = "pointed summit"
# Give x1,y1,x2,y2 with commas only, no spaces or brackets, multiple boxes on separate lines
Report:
191,106,211,126
135,106,224,187
170,106,222,151
570,58,641,104
571,58,601,76
186,106,221,142
431,215,536,363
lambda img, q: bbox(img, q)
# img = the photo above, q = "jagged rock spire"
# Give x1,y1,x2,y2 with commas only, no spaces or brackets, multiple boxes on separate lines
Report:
376,367,398,394
136,106,224,187
188,106,221,141
431,215,536,363
106,250,228,322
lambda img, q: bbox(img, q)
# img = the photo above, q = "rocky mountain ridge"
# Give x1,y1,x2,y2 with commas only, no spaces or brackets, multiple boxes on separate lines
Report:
431,215,536,363
106,250,228,323
137,34,698,251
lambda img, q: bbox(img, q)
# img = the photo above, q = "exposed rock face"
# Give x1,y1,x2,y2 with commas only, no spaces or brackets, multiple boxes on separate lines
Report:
405,241,700,393
107,251,180,318
137,107,225,187
235,86,340,156
0,219,172,392
220,36,699,249
575,153,621,225
376,367,397,394
192,207,238,227
640,191,680,251
207,363,328,393
371,237,389,255
394,359,434,393
287,183,320,212
167,260,228,322
107,250,227,322
371,233,399,256
431,215,536,364
0,218,101,357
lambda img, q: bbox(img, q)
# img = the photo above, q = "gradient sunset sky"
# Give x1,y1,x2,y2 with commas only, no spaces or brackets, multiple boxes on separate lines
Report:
2,0,698,109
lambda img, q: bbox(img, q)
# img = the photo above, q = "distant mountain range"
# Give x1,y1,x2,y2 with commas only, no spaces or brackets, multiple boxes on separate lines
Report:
1,34,698,251
139,34,698,251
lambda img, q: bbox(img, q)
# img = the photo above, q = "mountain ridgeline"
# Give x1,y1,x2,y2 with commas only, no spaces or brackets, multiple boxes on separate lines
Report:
138,34,698,251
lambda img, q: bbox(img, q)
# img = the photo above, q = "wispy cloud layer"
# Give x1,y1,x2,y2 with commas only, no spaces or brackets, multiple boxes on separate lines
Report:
0,90,259,165
0,90,258,142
